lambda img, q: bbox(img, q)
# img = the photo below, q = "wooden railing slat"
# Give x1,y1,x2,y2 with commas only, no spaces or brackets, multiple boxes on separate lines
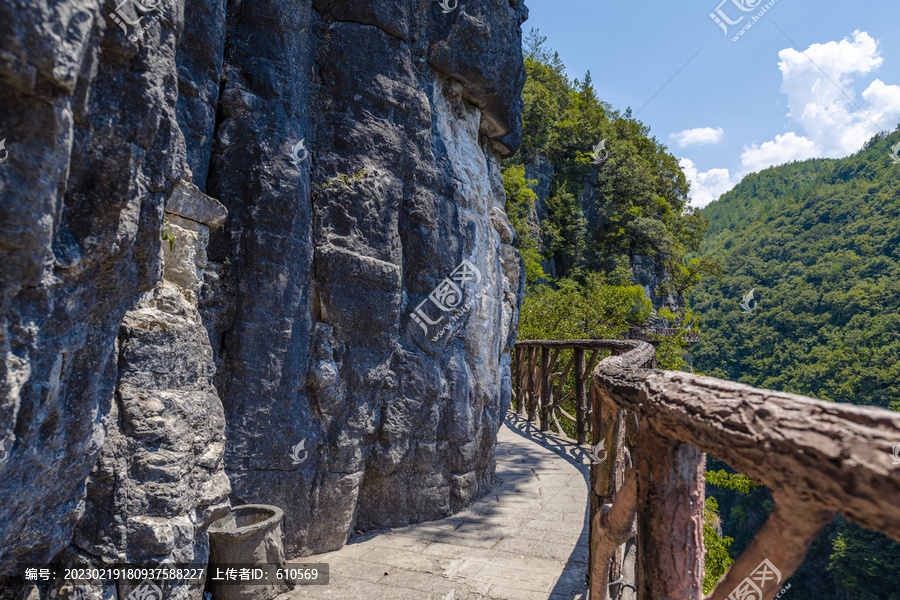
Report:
705,495,834,600
555,354,575,410
526,347,539,422
555,405,577,424
574,348,587,445
539,347,552,431
512,347,520,413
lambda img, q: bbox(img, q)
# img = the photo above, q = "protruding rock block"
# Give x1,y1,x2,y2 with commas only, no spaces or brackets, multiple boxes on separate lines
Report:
166,180,228,230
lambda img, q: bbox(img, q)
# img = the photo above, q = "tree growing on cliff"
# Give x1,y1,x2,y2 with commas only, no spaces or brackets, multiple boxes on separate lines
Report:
501,164,547,285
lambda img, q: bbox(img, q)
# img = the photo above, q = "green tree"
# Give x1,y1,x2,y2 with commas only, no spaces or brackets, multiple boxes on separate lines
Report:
704,497,734,594
502,164,539,251
512,30,713,298
543,185,587,276
518,276,651,342
829,519,900,600
502,164,547,286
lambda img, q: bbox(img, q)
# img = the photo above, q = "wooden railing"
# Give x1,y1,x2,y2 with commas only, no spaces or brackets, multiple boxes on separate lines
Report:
625,326,699,345
514,339,900,600
511,340,626,444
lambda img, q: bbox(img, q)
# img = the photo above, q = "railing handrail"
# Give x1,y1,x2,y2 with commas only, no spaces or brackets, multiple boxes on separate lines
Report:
512,337,900,600
514,339,644,351
625,326,700,344
594,344,900,536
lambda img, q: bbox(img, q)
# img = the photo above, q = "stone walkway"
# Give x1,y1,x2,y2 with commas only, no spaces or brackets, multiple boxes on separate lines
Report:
280,412,591,600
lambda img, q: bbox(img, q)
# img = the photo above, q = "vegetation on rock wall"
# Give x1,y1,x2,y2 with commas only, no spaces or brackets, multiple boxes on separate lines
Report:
505,30,712,291
504,30,714,370
502,164,548,286
703,496,734,594
503,33,712,439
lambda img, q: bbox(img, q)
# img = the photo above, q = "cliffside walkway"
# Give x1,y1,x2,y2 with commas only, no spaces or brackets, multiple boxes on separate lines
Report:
280,412,590,600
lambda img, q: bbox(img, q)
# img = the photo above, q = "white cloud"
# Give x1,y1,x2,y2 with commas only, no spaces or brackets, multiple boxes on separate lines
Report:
862,79,900,128
739,132,821,175
669,127,725,148
680,158,738,208
776,30,900,156
684,30,900,205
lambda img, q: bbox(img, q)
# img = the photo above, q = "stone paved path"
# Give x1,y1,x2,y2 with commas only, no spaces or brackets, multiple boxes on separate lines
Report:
280,411,591,600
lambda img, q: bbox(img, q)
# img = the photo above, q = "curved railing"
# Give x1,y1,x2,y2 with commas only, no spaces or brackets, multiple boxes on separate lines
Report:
513,339,900,600
511,340,633,443
625,326,699,345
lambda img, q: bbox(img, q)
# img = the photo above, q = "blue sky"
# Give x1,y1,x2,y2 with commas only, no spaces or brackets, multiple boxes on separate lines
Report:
522,0,900,207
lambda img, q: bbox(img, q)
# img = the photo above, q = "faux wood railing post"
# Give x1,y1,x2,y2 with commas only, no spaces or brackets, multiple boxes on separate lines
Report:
520,347,527,415
539,347,551,431
513,347,522,413
575,347,587,445
510,347,517,412
589,377,632,598
526,347,538,422
635,417,705,599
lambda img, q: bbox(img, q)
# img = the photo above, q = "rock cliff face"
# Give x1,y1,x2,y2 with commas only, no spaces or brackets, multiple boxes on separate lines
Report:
70,184,232,576
0,0,526,586
203,0,527,557
0,0,186,570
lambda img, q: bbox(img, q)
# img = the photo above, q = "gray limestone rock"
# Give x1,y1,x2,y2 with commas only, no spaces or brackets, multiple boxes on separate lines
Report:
0,0,186,570
201,0,527,557
0,0,527,590
52,183,231,600
167,181,228,230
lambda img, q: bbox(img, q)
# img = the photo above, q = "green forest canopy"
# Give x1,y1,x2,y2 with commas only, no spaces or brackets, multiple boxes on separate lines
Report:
692,132,900,412
504,30,711,296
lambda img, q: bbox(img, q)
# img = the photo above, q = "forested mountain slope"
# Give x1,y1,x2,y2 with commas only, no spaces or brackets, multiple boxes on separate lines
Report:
692,129,900,600
693,131,900,411
505,32,709,375
504,31,708,311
